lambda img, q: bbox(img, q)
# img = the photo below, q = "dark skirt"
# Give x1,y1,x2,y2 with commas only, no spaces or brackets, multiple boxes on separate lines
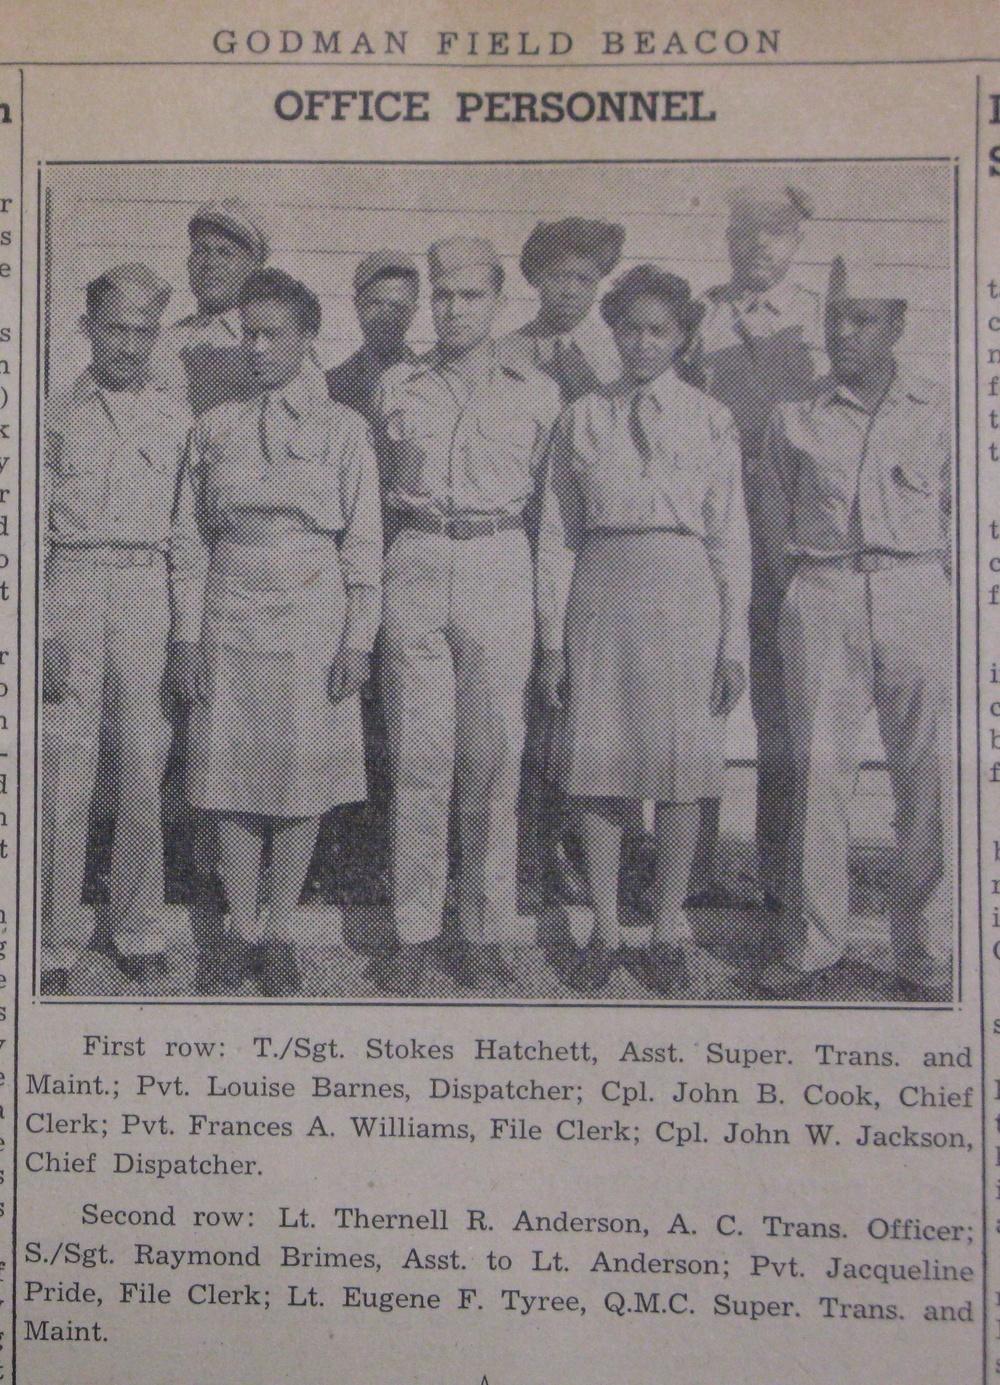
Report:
554,529,725,802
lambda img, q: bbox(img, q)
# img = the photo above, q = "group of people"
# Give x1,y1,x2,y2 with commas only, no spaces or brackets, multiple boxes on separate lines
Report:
39,182,954,1002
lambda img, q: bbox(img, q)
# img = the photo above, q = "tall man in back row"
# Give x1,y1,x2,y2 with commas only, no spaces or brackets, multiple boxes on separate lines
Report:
159,199,270,416
373,236,561,994
759,258,953,1001
692,184,826,914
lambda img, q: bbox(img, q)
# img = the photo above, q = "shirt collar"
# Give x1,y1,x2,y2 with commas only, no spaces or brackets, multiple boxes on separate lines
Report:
269,365,326,420
820,362,929,414
728,276,800,319
609,366,682,409
71,366,171,405
419,338,502,386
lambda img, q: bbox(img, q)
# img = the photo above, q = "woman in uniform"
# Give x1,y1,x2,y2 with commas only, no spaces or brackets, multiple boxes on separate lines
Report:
169,268,382,996
537,264,750,996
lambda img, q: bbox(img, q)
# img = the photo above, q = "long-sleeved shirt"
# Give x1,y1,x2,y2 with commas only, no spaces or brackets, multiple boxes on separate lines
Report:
372,341,561,519
760,368,951,572
536,368,751,660
45,368,192,552
170,370,382,648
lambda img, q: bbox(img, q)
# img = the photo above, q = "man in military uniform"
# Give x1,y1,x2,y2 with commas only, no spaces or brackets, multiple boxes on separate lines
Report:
372,237,561,994
759,258,952,1001
159,198,269,417
326,251,420,419
41,264,195,994
691,184,826,916
500,218,624,906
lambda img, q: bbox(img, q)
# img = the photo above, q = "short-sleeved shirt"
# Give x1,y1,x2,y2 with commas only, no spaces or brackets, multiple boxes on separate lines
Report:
156,308,259,417
762,369,951,566
699,278,826,460
373,341,562,519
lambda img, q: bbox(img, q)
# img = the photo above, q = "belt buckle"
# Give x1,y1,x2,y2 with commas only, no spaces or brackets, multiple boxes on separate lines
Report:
855,551,882,574
449,517,476,541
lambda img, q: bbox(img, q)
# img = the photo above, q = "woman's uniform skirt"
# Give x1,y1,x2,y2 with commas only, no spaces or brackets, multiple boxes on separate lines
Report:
554,528,724,803
186,527,367,817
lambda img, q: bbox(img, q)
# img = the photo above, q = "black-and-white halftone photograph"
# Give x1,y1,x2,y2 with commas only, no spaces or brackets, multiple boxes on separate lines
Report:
36,158,956,1005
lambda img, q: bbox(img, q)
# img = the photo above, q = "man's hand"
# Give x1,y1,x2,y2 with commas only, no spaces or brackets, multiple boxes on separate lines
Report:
710,656,746,718
328,649,370,703
164,641,210,707
537,649,568,711
42,637,71,703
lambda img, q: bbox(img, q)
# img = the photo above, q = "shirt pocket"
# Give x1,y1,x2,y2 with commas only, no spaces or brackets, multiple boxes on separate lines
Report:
282,441,345,533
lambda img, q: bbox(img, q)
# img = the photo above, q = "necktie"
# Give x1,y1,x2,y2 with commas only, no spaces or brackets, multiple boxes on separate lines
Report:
549,336,600,404
628,390,653,477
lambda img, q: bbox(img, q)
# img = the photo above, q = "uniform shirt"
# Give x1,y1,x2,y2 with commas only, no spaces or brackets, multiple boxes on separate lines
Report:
536,368,751,661
698,277,826,459
373,340,562,519
326,343,416,423
499,315,620,405
45,368,192,552
156,307,259,417
761,368,951,567
171,369,383,649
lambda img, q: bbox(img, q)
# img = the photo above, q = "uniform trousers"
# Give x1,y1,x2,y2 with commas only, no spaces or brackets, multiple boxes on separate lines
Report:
749,581,794,901
777,559,952,985
41,551,173,970
380,525,535,944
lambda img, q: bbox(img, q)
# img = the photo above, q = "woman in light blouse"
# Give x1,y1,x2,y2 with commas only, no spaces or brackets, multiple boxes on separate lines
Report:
537,265,750,995
170,269,383,997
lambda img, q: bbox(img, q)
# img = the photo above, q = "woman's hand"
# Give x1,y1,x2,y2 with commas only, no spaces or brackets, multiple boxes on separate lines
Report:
164,641,210,707
328,649,370,703
42,637,71,704
710,657,746,718
538,649,568,711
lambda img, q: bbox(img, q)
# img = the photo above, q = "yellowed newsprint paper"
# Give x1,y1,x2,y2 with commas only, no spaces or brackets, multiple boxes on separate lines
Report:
0,0,998,1379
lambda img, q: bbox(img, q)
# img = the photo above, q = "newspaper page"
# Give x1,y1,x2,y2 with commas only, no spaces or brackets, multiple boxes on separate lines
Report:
0,0,995,1379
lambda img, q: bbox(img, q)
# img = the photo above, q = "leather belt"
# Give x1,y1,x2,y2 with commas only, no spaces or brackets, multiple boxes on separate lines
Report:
795,550,943,575
395,510,522,541
49,543,165,568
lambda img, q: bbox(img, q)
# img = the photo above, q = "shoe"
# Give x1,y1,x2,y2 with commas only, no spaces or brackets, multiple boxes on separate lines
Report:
561,938,622,994
40,967,69,995
633,942,690,997
684,881,763,911
116,952,169,988
895,975,953,1004
438,938,522,992
367,941,428,996
255,941,303,997
549,838,591,906
196,935,253,996
756,957,845,1000
681,942,748,1000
